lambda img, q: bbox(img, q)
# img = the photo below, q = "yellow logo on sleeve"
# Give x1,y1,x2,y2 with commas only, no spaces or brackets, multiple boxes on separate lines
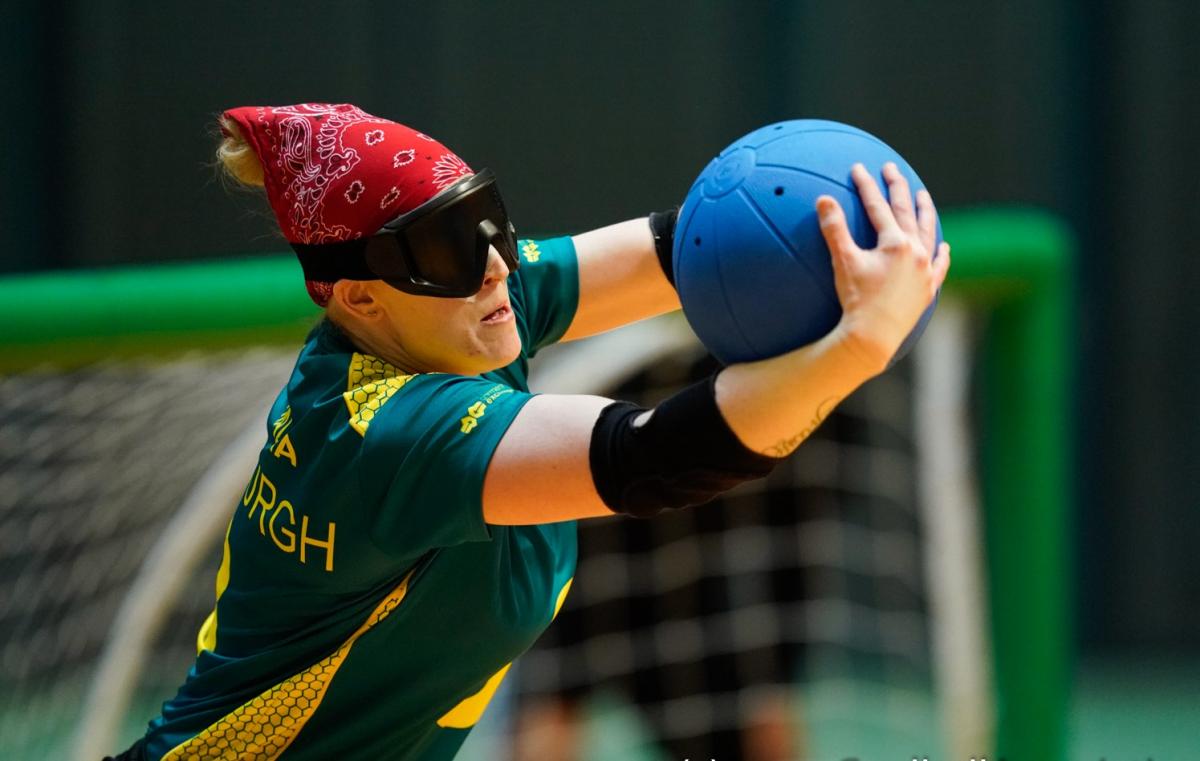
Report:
459,385,515,434
521,240,541,263
460,401,486,434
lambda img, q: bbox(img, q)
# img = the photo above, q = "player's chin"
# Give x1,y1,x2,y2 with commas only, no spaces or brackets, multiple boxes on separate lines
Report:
472,323,521,371
494,325,522,365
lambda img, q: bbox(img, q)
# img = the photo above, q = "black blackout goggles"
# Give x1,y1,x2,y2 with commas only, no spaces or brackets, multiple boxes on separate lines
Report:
290,169,520,298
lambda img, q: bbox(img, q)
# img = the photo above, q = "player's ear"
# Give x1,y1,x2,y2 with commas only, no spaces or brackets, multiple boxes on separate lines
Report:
330,279,383,322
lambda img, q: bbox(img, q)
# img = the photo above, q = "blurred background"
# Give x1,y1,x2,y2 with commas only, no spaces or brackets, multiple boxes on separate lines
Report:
1,1,1197,759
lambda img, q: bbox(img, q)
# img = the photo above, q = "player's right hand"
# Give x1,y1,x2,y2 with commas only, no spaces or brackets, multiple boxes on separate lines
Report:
816,162,950,374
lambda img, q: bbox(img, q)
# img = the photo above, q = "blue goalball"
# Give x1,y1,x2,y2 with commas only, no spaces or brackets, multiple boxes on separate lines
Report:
674,119,940,365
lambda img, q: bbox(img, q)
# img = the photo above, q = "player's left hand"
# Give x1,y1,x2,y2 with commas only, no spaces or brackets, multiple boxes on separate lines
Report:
817,162,950,373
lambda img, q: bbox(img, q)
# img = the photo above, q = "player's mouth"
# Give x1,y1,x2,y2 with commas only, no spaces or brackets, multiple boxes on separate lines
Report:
480,302,512,324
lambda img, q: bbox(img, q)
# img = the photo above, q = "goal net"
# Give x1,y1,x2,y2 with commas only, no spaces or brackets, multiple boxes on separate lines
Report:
0,210,1071,761
519,322,941,761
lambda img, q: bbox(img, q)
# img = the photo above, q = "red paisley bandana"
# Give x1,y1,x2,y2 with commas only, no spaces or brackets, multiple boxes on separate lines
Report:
222,103,474,306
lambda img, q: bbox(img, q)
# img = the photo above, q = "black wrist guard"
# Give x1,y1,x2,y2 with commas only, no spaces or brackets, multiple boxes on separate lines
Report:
589,373,779,518
648,206,679,287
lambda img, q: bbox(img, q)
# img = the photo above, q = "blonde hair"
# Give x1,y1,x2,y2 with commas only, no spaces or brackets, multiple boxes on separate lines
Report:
215,114,265,188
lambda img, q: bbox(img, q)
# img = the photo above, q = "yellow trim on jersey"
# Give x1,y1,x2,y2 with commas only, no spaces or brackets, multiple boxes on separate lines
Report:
343,353,417,436
436,577,574,730
553,578,573,617
196,519,235,654
436,663,513,729
165,568,417,761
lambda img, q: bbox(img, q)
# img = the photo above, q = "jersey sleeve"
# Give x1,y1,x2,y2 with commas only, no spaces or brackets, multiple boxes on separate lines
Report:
357,373,533,558
510,236,580,357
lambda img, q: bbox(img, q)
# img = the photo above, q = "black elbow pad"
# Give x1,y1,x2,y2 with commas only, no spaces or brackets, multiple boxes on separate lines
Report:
588,374,779,518
648,207,679,287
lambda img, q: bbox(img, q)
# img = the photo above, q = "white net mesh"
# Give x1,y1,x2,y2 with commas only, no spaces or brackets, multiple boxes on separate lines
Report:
0,349,296,759
0,313,984,761
518,327,940,760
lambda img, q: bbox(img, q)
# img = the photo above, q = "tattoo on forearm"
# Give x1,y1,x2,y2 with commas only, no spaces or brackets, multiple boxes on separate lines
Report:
761,396,840,457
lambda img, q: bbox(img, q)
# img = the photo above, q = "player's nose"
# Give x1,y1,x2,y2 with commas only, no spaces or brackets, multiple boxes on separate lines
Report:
481,246,511,288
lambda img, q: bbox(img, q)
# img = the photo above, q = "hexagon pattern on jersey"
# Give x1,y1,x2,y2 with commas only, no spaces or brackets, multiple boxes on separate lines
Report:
161,570,414,760
343,353,416,436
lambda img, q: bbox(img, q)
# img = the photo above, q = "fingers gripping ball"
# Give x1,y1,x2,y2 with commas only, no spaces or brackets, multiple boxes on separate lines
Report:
674,119,941,365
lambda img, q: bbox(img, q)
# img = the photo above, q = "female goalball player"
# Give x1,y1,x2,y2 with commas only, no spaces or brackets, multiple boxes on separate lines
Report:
107,102,948,760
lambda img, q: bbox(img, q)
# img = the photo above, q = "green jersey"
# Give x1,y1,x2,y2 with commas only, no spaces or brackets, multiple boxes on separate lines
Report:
143,237,580,760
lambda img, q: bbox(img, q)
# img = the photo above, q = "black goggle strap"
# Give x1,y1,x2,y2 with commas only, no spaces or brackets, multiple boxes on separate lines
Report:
290,239,379,282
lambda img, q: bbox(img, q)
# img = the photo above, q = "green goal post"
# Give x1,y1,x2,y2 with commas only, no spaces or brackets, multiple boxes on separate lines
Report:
0,208,1073,760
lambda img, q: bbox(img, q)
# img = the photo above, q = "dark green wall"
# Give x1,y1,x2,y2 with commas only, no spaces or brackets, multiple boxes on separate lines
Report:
4,0,1198,651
